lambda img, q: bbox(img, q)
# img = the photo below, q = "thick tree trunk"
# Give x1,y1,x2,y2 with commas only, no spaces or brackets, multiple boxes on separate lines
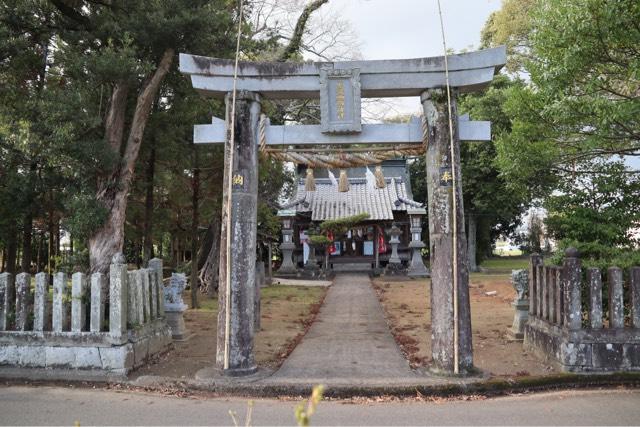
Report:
89,49,174,274
143,145,156,264
190,147,200,309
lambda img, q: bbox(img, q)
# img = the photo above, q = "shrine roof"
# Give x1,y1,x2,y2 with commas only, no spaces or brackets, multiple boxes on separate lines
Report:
281,176,425,221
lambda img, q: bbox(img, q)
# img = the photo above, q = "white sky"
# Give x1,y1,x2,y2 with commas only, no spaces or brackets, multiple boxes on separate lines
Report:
321,0,503,117
327,0,502,59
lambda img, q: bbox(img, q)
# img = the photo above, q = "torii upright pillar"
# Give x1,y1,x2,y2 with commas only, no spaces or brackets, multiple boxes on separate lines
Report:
421,89,473,374
216,90,261,375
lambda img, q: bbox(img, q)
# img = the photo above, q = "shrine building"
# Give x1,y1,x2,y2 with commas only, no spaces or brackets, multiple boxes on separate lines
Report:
276,159,429,276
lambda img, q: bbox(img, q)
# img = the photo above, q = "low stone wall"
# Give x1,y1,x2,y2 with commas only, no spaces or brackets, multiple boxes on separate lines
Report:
524,249,640,372
0,255,172,375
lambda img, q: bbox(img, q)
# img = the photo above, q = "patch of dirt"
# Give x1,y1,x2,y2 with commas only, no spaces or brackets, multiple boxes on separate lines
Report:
130,285,328,379
372,275,557,377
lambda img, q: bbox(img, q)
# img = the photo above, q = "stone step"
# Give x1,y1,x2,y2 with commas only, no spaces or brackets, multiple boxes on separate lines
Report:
330,262,373,272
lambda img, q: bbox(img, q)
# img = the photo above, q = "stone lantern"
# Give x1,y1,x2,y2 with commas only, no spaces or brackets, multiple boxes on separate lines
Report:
407,209,430,278
276,209,297,275
388,224,402,264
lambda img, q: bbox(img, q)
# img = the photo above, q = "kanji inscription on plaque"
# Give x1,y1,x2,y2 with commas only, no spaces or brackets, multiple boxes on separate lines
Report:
319,68,361,134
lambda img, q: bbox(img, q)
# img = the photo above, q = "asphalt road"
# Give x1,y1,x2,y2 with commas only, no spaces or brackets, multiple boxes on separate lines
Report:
0,386,639,426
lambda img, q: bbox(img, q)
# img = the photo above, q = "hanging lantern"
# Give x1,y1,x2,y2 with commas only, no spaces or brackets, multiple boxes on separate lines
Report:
374,165,386,189
338,169,349,192
305,168,316,191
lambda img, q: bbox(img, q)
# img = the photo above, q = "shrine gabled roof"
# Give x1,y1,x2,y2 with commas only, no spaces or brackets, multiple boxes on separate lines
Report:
280,177,425,221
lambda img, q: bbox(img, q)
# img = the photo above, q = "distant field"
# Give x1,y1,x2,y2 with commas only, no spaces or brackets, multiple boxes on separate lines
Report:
480,257,529,271
492,248,523,256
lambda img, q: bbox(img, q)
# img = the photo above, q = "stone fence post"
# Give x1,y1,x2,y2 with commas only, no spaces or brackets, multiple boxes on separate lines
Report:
15,272,32,331
149,258,164,317
90,272,106,333
34,272,50,332
0,272,14,331
608,267,624,328
632,267,640,328
109,254,128,338
71,272,88,332
53,272,68,332
563,248,582,330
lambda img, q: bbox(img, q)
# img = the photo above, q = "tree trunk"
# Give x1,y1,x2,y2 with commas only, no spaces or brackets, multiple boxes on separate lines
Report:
199,219,221,298
468,214,479,272
89,49,174,275
47,198,55,274
6,224,17,275
143,145,156,264
36,232,43,272
21,212,33,273
190,147,200,309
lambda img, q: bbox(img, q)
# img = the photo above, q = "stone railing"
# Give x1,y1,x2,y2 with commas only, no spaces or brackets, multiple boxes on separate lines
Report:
525,249,640,372
0,255,172,375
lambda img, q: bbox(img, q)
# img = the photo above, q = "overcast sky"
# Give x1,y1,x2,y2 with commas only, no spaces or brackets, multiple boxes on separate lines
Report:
327,0,502,59
321,0,503,117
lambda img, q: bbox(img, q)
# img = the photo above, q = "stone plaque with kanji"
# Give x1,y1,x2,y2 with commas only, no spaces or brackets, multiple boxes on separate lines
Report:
320,68,361,134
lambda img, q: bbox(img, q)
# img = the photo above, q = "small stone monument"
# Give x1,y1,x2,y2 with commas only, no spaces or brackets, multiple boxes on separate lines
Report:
385,224,406,275
164,273,188,340
509,269,530,341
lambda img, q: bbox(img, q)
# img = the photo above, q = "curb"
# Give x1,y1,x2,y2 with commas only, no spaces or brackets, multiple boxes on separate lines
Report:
2,370,640,399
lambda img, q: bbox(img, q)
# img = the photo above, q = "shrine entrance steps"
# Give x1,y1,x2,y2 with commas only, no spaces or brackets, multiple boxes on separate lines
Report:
330,262,373,273
268,273,417,385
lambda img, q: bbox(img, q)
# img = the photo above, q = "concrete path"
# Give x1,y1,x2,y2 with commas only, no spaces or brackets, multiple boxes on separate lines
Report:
268,273,418,385
2,386,639,426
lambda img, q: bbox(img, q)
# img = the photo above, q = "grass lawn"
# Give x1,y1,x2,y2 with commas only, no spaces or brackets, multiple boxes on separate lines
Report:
372,274,556,378
131,285,327,379
480,257,530,271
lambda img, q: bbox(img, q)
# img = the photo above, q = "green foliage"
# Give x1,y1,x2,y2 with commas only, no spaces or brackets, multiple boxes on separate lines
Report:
63,194,109,241
544,160,640,270
308,235,331,246
550,240,640,273
318,213,370,234
544,161,640,248
481,0,536,72
493,0,640,196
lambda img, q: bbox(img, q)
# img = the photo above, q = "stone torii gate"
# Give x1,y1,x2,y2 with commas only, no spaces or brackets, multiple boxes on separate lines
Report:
180,46,506,376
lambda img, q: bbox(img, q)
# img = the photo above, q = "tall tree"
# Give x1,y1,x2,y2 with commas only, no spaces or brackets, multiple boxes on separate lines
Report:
34,0,242,274
487,0,640,194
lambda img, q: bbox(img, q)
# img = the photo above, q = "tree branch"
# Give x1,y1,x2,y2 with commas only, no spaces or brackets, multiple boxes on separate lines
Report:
120,49,174,186
278,0,329,62
49,0,92,28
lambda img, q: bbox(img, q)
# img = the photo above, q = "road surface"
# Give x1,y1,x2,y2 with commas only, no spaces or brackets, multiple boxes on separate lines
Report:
0,386,639,425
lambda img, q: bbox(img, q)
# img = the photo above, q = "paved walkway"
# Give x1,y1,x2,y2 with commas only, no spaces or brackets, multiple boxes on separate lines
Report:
269,274,418,385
